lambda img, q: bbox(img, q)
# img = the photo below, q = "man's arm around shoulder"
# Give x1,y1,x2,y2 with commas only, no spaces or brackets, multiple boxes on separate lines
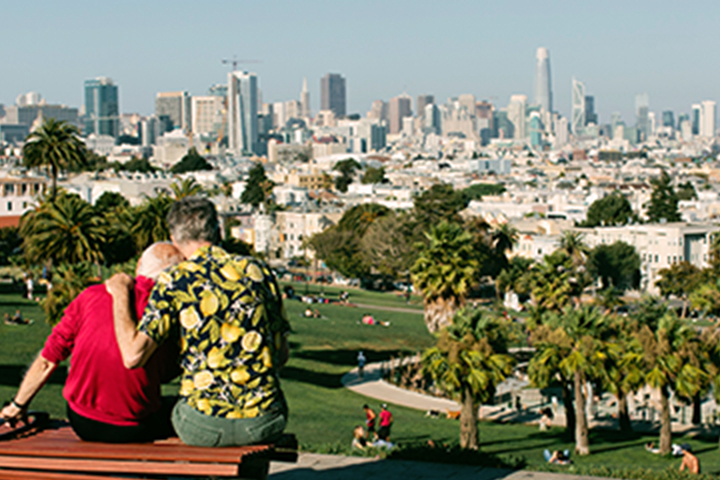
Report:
106,273,157,369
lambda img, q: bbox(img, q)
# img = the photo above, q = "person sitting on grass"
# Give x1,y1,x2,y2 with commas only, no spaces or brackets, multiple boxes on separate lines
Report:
351,425,394,450
543,449,570,465
12,310,31,325
679,444,700,474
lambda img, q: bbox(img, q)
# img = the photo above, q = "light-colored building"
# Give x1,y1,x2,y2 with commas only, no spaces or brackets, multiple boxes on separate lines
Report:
276,209,343,260
191,96,224,137
388,94,412,135
0,176,45,226
571,78,586,135
228,71,259,155
155,91,191,132
507,95,527,140
579,223,720,294
700,100,716,138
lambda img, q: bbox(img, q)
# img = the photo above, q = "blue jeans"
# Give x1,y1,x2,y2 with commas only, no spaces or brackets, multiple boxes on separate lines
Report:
171,399,287,447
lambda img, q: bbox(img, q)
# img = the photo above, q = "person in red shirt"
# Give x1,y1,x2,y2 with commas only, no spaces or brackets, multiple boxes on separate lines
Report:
0,243,184,443
363,404,377,440
378,403,393,441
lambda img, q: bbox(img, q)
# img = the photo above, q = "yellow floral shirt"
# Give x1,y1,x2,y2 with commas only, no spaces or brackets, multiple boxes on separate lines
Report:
138,245,290,418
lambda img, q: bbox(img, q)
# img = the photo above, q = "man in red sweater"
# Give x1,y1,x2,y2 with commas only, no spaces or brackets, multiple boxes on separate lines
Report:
0,242,184,443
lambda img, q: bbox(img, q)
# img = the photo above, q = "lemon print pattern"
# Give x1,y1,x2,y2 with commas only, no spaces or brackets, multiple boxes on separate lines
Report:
138,245,289,418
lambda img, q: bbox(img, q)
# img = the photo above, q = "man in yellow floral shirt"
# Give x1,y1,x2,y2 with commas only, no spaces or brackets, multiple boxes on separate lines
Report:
106,197,290,447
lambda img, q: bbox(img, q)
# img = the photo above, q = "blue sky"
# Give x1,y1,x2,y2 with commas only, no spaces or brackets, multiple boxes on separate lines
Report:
3,0,720,123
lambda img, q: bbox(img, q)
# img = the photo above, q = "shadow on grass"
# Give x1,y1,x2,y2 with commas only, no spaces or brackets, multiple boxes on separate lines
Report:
279,366,344,389
0,365,67,386
293,349,415,367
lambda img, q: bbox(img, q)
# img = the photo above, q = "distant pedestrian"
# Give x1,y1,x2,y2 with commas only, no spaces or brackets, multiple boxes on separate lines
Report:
357,351,366,378
26,276,34,300
363,404,377,440
378,403,393,441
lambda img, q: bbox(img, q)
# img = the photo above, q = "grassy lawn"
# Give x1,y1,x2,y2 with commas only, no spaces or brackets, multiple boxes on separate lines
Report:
280,280,424,311
1,286,719,475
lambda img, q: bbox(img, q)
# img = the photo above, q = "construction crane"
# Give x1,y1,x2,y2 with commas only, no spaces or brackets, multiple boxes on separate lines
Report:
221,55,262,72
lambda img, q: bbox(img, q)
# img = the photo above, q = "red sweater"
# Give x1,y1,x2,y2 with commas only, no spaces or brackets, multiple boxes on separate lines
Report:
42,276,171,426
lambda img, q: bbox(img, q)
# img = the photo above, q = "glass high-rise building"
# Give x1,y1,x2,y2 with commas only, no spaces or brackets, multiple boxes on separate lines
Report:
635,93,650,140
320,73,346,117
84,77,118,137
571,78,586,135
662,111,675,129
533,47,552,113
228,71,258,155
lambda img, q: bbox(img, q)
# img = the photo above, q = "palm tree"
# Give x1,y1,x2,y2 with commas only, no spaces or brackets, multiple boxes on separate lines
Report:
411,221,480,333
559,230,591,298
529,251,577,315
22,118,87,201
422,308,514,449
20,191,106,266
492,223,518,260
42,262,97,325
529,305,610,455
170,177,204,200
633,306,704,455
130,193,173,251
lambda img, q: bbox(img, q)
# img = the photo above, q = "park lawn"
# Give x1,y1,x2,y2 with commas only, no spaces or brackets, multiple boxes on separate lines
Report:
280,280,424,311
2,291,719,474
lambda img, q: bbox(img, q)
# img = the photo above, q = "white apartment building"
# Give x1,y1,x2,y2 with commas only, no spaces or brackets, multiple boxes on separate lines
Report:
0,176,45,226
275,209,342,260
191,96,224,137
579,223,720,294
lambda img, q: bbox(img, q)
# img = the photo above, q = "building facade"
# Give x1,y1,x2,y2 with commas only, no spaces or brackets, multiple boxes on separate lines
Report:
155,91,191,132
228,71,259,155
533,47,552,113
320,73,346,117
84,77,119,137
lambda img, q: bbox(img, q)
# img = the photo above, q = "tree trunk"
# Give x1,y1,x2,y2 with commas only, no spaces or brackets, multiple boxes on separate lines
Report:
681,299,687,319
459,384,479,450
618,390,633,433
574,370,590,455
51,164,58,201
424,297,457,333
659,386,672,455
562,382,575,437
692,393,702,425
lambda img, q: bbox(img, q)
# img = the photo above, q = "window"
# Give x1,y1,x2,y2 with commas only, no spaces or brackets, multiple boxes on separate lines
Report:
667,256,671,264
673,256,677,263
654,255,659,263
6,202,11,211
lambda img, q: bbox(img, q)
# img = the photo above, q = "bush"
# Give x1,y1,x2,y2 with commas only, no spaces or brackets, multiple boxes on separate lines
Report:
535,464,714,480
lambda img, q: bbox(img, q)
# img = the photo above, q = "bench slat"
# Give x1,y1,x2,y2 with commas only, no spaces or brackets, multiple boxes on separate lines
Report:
0,469,134,480
0,427,270,463
0,454,240,476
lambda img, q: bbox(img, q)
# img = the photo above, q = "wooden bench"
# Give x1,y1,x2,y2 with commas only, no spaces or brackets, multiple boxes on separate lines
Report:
0,416,297,480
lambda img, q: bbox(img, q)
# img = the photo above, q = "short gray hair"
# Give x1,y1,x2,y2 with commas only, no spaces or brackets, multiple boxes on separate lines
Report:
136,242,185,280
167,196,219,244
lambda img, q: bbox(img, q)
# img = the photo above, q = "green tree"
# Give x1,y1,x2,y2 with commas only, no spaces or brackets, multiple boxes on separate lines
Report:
121,158,158,173
676,181,697,201
170,177,204,200
0,227,22,266
242,162,275,209
588,241,641,293
462,183,506,201
656,261,701,317
94,192,135,266
412,184,468,231
529,251,578,315
422,308,514,449
361,166,387,184
20,191,106,266
529,305,610,454
645,171,681,223
42,262,97,325
333,158,361,192
22,118,88,201
582,192,635,227
411,222,479,333
633,307,704,455
130,193,172,251
496,256,535,300
170,147,213,174
360,211,414,278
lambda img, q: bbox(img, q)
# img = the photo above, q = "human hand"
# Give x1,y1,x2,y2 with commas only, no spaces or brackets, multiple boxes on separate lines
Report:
0,402,26,428
105,273,134,298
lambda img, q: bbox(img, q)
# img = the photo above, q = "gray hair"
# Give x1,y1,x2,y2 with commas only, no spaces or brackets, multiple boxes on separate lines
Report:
136,242,185,280
166,196,220,244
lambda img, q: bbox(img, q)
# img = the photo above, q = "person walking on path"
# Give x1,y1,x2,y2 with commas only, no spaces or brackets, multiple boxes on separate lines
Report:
378,403,393,441
363,404,377,440
357,351,366,378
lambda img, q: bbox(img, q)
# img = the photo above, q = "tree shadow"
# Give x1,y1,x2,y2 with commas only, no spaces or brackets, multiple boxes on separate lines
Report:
279,366,344,389
0,365,67,387
293,349,415,367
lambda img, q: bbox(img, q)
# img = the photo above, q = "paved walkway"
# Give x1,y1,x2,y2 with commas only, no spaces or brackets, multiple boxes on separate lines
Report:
269,453,612,480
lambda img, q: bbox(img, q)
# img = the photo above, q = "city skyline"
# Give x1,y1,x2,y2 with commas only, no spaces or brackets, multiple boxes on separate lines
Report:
2,1,720,123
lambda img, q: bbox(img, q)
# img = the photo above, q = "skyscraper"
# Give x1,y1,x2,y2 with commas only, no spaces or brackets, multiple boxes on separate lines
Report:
584,96,597,125
662,111,675,129
700,100,716,138
533,47,552,113
300,78,310,118
367,100,388,121
571,78,586,135
424,104,441,134
416,95,434,117
320,73,346,117
635,93,649,140
228,71,258,155
691,104,701,135
507,95,527,139
84,77,119,137
155,91,191,132
388,94,412,134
